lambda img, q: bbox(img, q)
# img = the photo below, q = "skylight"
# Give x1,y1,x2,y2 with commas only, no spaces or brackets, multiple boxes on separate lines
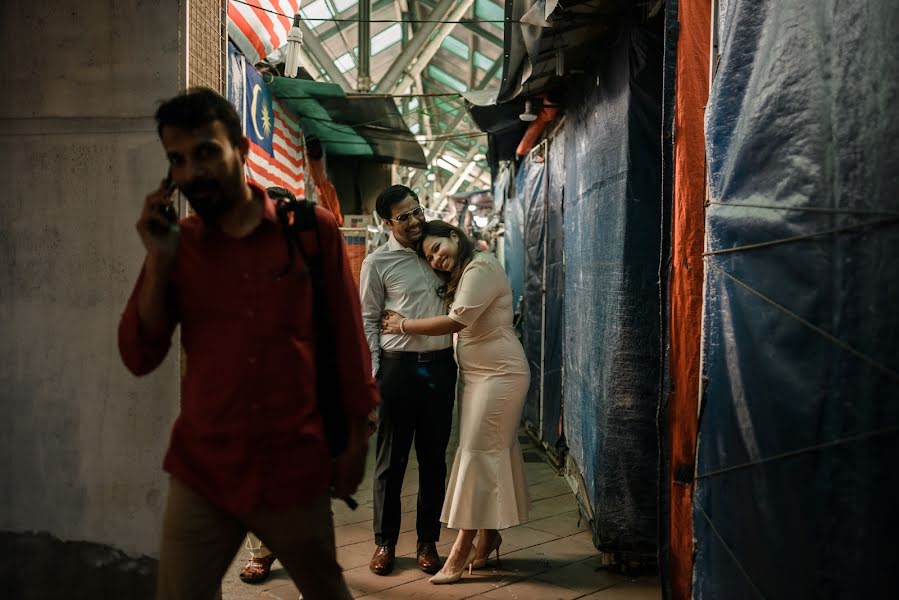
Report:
441,35,470,60
335,52,355,73
371,23,402,55
474,0,504,23
473,51,496,73
427,65,467,93
440,153,463,169
301,0,334,31
334,0,357,12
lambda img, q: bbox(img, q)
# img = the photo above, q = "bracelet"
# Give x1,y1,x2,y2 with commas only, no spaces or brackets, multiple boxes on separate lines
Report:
400,318,408,334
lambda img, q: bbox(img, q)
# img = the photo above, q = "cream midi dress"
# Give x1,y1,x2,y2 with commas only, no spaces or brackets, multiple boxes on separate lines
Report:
441,252,530,530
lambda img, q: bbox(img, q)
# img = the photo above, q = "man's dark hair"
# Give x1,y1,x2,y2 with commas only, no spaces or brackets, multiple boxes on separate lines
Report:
154,87,244,146
375,184,418,221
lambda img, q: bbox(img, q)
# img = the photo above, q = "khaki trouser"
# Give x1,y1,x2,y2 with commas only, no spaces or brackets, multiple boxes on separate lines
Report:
156,477,351,600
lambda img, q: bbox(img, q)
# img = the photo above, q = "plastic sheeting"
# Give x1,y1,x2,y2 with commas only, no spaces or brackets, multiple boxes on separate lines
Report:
695,2,899,597
504,165,526,315
542,131,565,449
663,0,710,597
562,19,664,556
521,158,546,429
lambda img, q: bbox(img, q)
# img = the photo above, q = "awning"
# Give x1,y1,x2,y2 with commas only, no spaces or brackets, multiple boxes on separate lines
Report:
269,77,427,168
497,0,618,103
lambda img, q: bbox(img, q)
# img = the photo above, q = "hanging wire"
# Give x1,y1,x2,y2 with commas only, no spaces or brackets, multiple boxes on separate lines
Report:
702,217,899,257
704,263,899,382
693,501,770,600
696,425,899,481
231,0,509,24
707,201,899,218
269,91,466,129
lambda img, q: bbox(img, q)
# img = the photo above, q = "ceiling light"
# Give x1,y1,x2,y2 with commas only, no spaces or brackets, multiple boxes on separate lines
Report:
426,173,436,181
284,14,304,78
473,153,486,161
468,204,477,212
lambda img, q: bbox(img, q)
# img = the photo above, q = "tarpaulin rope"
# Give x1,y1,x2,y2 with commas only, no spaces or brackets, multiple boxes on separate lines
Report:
696,425,899,480
694,500,769,600
707,202,899,218
705,264,899,382
702,217,899,257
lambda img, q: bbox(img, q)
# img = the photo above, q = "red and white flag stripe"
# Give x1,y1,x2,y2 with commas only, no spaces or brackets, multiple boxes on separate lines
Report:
228,0,301,65
247,100,306,197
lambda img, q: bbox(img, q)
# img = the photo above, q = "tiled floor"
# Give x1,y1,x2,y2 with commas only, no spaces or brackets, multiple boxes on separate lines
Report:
222,426,660,600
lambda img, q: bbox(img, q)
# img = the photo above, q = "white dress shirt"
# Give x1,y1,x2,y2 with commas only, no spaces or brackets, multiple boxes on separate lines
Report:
359,233,452,376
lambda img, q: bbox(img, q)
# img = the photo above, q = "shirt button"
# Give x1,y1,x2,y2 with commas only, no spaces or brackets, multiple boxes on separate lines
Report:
242,272,249,280
250,402,260,409
247,309,255,318
248,356,256,365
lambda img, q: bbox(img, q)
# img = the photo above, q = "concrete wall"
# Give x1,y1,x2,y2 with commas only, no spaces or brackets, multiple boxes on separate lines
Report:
0,0,182,563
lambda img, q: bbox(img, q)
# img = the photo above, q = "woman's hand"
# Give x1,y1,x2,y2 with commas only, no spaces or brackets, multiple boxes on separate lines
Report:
381,310,406,335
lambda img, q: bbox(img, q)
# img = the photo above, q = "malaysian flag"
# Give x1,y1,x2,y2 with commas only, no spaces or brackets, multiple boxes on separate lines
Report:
229,43,305,198
227,0,301,66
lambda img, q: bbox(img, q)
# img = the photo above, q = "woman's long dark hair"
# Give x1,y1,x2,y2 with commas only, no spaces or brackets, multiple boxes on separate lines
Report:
416,220,477,306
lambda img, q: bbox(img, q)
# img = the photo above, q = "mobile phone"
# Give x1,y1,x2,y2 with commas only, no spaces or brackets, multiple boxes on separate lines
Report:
157,170,178,225
149,170,178,236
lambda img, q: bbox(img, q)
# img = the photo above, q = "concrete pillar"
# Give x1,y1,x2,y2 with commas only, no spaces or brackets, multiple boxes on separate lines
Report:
0,1,183,595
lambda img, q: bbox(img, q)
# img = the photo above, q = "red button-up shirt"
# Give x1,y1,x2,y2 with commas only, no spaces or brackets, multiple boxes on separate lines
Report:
119,183,378,515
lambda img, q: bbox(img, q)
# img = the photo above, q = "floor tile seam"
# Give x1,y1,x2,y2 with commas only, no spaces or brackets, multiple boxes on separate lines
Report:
569,578,632,599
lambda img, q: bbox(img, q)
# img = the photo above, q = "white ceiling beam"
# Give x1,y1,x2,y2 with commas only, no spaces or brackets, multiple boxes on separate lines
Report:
391,0,475,95
299,21,355,92
374,0,471,93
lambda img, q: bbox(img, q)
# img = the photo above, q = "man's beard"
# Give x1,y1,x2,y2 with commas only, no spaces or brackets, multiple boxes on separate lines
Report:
181,179,234,224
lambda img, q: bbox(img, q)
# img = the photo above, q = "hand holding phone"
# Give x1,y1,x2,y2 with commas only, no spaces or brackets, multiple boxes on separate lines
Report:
136,171,181,263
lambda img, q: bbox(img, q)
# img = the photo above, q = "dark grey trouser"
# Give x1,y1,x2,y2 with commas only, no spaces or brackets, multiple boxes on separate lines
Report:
372,353,456,546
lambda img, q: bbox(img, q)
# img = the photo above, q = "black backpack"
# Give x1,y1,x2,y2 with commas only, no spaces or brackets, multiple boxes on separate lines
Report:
266,186,348,458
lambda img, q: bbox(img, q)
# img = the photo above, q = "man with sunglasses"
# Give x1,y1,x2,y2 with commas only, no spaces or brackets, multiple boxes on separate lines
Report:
359,185,457,576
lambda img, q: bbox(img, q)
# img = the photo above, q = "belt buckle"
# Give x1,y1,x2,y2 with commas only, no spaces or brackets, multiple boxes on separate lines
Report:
417,352,430,363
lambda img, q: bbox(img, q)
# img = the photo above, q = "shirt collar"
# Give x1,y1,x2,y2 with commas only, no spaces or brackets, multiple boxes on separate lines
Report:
193,180,277,236
387,232,417,253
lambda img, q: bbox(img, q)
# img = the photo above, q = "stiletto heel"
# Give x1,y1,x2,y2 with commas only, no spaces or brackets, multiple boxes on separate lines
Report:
471,533,503,570
430,544,476,585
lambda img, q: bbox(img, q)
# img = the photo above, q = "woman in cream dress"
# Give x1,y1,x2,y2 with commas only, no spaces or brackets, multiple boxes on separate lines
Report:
382,220,530,584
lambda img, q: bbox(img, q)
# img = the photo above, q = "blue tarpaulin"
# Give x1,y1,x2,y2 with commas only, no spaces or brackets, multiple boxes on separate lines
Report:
521,158,545,429
562,19,664,556
695,1,899,597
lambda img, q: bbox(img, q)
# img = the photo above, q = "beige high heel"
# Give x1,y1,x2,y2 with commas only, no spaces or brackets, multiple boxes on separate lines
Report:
429,544,476,585
471,532,503,569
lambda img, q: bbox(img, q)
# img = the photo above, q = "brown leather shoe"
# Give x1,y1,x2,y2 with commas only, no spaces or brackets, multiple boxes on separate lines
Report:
416,541,441,574
238,554,276,583
369,545,395,575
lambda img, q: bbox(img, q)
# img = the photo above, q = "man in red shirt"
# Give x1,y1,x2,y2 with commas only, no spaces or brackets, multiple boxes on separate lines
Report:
118,87,378,599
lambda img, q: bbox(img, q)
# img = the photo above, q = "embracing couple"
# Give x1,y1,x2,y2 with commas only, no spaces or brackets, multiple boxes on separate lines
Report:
360,185,531,585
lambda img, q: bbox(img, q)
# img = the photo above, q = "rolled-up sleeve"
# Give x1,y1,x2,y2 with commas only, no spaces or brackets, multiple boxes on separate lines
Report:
118,267,177,376
318,207,380,417
358,254,384,378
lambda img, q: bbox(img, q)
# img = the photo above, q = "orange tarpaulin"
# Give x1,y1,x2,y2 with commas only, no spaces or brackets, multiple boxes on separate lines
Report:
669,0,710,598
305,138,343,227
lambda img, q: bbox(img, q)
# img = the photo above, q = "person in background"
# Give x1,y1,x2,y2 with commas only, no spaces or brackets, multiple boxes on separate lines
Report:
118,87,378,599
359,185,457,576
381,220,530,585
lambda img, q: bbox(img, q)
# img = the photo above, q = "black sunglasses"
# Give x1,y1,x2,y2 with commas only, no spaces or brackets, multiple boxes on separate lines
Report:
390,205,424,223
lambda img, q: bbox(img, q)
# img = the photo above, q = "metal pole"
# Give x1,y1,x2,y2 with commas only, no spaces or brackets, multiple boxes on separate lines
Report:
357,0,371,91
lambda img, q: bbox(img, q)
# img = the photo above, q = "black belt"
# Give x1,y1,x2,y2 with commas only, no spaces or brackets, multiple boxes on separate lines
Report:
381,348,454,363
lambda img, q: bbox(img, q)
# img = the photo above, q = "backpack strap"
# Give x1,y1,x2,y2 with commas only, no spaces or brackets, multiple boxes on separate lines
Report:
266,187,348,458
267,187,321,277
